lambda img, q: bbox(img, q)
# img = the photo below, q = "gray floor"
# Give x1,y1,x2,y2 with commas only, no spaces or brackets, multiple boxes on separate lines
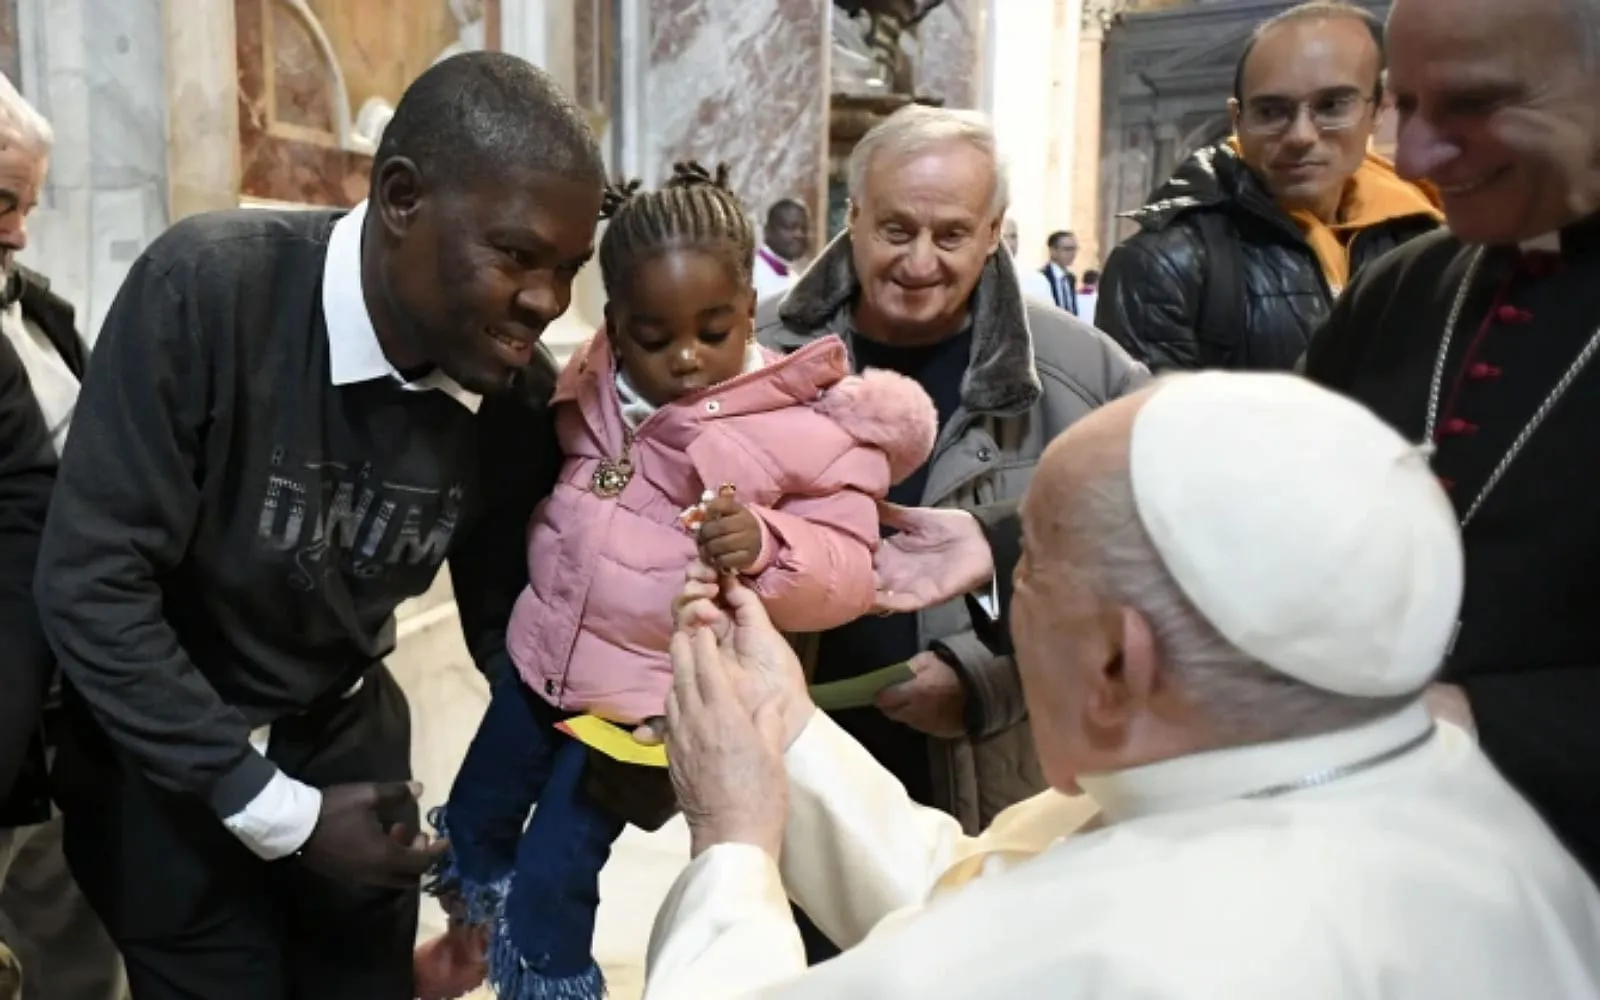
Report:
391,578,690,1000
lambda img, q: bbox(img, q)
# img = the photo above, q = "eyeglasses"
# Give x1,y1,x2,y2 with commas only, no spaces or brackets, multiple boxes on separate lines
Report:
1238,93,1375,136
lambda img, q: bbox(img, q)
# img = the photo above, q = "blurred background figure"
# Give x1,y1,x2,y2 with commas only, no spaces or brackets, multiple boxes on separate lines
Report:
1041,230,1079,314
1002,217,1055,305
1076,268,1100,321
754,198,813,302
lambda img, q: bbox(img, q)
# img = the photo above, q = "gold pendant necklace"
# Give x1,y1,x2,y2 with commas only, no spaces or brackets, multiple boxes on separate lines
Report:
591,427,635,498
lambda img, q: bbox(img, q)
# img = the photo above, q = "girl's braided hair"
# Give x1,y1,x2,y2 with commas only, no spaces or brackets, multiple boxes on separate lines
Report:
597,161,756,299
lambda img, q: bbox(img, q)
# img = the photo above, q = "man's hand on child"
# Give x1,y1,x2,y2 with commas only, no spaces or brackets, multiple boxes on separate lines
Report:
696,494,763,572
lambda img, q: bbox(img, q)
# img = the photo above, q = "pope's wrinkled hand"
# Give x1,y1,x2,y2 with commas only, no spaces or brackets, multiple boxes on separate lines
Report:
872,503,994,614
671,560,815,748
666,626,790,859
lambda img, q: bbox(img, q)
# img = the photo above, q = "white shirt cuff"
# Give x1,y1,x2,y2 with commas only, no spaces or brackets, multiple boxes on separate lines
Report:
222,759,323,860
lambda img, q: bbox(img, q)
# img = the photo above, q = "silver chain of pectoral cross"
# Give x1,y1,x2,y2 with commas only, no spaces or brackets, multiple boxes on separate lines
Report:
1423,247,1600,656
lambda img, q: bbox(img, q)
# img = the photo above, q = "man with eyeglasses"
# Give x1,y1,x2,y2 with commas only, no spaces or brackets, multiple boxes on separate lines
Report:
1094,1,1442,373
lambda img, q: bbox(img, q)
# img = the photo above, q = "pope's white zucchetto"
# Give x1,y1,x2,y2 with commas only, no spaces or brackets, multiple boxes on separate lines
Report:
1128,372,1463,697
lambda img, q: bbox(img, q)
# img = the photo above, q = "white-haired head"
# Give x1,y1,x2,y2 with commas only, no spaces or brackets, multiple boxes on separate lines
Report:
847,105,1009,218
0,75,50,273
0,74,52,157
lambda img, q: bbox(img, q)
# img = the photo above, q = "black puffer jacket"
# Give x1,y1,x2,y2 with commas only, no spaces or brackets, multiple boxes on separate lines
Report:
1095,142,1439,372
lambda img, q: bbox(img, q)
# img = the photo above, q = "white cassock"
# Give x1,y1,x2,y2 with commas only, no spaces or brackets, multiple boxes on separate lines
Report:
644,702,1600,999
753,245,797,304
1077,289,1099,324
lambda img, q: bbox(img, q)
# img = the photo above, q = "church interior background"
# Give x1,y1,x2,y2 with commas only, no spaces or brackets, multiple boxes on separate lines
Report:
0,1,1393,995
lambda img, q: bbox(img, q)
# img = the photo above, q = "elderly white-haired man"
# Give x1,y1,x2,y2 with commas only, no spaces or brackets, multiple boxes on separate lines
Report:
0,74,124,1000
645,372,1600,999
738,99,1146,959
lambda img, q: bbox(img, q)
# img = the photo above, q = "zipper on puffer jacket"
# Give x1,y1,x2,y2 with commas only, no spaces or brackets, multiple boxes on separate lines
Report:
548,406,673,708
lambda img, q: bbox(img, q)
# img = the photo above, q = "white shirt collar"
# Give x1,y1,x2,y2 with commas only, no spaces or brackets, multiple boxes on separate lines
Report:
0,299,78,457
613,341,767,429
1077,701,1437,823
322,200,481,413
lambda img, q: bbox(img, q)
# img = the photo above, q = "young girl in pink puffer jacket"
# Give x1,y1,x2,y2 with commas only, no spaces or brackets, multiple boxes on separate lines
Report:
415,163,936,1000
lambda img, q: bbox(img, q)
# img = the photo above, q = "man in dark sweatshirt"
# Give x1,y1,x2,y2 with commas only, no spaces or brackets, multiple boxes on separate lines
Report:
32,52,604,1000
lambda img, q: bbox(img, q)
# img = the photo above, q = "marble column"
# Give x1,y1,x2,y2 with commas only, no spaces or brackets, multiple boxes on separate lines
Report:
526,0,606,368
13,0,169,343
1039,0,1082,267
918,0,984,109
500,0,551,72
1071,0,1122,270
541,0,579,95
0,1,19,85
987,0,1079,270
643,0,830,241
163,0,239,221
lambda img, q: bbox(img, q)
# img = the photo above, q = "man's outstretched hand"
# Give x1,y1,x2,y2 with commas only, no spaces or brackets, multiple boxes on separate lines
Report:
872,503,995,614
300,781,447,888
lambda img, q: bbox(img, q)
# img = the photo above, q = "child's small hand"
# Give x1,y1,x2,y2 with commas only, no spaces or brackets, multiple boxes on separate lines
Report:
633,716,666,745
697,495,763,573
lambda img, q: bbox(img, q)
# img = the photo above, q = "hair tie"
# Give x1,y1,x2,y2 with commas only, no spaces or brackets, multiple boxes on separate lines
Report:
667,160,734,193
599,177,643,220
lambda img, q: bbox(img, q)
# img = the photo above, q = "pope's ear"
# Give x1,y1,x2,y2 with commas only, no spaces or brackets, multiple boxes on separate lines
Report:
1116,606,1162,705
1083,605,1139,730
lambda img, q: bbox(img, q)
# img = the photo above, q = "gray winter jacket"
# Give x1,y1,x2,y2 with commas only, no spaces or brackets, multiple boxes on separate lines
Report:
756,234,1149,832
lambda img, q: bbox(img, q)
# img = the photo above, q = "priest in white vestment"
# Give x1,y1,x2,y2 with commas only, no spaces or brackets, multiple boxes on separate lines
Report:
642,372,1600,999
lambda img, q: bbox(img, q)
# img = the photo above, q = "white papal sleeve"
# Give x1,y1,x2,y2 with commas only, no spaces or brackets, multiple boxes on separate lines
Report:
776,711,973,946
779,710,1099,949
644,714,1102,1000
643,844,805,1000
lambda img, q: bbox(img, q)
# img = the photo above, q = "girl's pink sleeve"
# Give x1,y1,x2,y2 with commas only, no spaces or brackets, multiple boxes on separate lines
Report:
741,446,887,632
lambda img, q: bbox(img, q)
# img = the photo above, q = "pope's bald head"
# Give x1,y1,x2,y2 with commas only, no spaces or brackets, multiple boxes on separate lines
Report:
1011,373,1462,787
1023,385,1158,567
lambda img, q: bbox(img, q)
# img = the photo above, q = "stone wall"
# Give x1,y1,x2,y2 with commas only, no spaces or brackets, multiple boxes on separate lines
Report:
7,0,169,342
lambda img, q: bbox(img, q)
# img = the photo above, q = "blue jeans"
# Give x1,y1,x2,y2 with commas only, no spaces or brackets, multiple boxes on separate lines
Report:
429,660,625,1000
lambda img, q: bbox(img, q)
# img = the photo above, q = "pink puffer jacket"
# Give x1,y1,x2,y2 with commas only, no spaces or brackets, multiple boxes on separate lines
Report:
506,332,937,723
